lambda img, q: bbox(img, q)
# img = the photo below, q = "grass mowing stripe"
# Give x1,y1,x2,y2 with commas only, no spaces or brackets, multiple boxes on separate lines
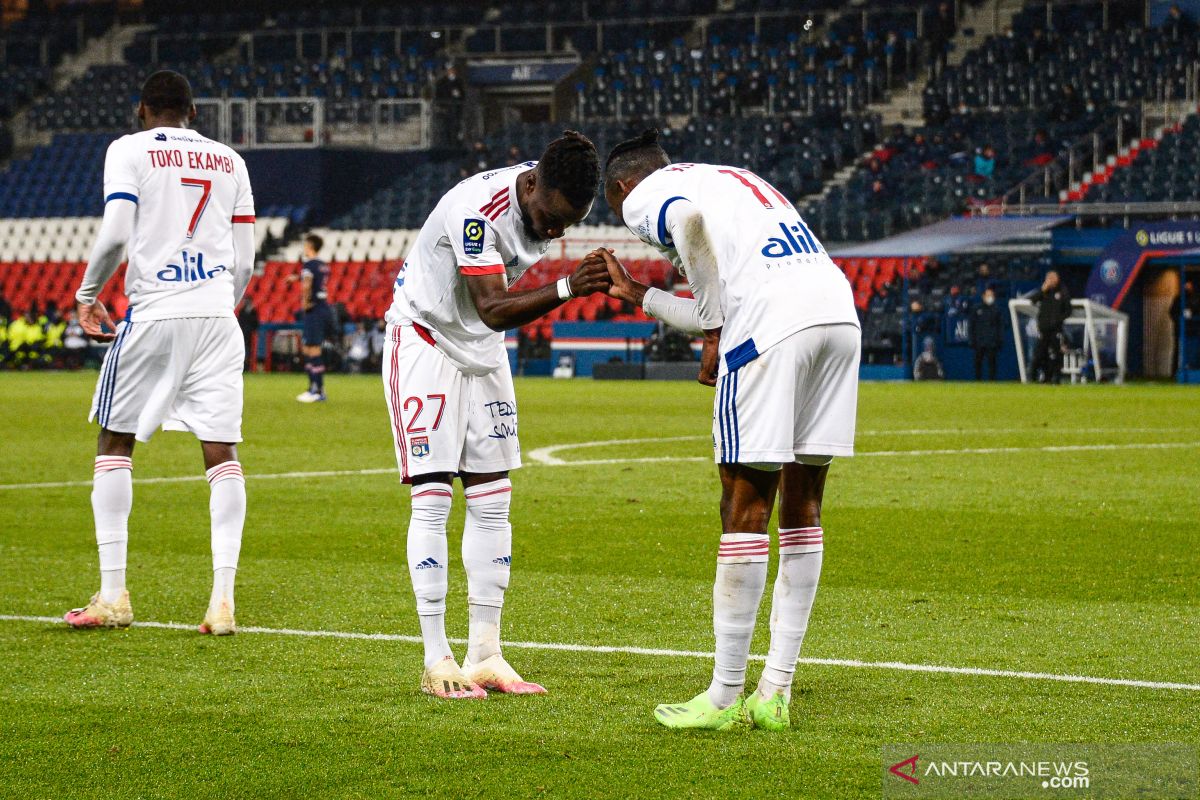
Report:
3,440,1199,491
4,614,1197,693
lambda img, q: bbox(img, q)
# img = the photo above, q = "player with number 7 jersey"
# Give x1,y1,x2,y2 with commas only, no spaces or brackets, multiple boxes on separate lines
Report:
65,71,256,638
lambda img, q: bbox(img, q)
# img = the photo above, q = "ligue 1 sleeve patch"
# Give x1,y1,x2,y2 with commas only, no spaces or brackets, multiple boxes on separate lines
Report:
463,219,486,255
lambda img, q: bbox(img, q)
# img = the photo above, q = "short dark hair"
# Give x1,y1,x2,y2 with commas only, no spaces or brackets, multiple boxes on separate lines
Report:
304,233,323,254
537,130,600,210
604,129,670,193
140,70,193,117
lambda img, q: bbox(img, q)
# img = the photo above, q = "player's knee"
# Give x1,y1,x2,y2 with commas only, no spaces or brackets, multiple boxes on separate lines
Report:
464,478,512,530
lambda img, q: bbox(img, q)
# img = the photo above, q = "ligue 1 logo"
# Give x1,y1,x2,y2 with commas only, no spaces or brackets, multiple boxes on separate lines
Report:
463,219,485,255
1135,229,1150,247
1100,259,1121,286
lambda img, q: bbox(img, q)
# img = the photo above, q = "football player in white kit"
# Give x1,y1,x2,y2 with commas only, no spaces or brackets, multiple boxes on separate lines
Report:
595,130,860,730
65,71,256,637
383,131,611,699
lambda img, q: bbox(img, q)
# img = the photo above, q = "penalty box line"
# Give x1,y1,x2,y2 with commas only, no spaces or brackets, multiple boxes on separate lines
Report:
1,614,1197,693
2,440,1199,491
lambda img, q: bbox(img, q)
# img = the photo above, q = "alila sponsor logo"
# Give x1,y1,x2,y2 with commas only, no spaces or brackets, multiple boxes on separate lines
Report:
888,754,1090,790
157,250,226,283
761,220,824,258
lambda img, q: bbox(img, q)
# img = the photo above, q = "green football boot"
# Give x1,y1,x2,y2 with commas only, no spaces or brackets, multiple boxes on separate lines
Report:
746,688,791,731
654,691,750,731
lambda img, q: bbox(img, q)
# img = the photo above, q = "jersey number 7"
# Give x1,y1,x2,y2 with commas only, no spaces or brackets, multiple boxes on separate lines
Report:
180,177,213,239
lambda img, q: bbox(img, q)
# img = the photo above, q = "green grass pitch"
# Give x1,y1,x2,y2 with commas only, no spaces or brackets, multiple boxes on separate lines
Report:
1,372,1198,799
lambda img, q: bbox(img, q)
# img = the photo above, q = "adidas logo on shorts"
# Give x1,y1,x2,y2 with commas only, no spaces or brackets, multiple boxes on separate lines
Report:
415,557,443,570
492,555,511,566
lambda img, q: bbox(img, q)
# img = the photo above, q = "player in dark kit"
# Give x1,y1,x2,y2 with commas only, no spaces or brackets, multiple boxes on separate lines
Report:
296,233,335,402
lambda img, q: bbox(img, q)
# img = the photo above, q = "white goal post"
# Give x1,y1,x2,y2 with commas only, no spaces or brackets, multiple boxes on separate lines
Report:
1009,298,1129,384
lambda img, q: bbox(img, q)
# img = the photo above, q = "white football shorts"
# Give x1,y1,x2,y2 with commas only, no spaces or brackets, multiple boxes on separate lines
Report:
713,322,860,464
89,316,244,443
382,322,521,482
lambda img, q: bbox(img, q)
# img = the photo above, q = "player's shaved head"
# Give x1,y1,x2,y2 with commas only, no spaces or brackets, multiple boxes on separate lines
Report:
603,129,671,219
140,70,194,117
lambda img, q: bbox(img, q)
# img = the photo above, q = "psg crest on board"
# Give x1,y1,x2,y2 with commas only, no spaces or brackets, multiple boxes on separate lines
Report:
411,436,430,458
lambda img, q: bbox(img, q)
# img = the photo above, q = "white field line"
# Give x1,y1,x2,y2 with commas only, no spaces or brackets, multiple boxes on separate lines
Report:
1,613,1196,692
2,439,1198,491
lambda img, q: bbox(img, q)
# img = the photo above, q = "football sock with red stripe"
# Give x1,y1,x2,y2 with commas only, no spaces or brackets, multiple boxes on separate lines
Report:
408,482,454,668
206,461,246,610
759,527,825,702
93,456,132,604
708,532,769,708
463,478,512,664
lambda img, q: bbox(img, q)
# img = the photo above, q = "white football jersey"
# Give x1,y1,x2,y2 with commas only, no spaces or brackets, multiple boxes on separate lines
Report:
104,127,255,321
622,163,858,371
385,162,550,376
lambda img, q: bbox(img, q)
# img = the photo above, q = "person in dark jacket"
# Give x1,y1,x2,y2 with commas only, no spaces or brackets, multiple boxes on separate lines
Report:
237,296,260,372
1028,271,1072,383
969,287,1004,380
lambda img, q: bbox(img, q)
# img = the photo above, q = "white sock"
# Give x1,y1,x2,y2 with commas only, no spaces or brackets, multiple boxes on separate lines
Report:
408,482,453,668
708,532,769,708
463,479,512,664
207,461,246,611
759,527,824,702
92,456,132,604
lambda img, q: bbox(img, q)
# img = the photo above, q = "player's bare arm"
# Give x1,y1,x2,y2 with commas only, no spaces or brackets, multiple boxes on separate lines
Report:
464,256,610,331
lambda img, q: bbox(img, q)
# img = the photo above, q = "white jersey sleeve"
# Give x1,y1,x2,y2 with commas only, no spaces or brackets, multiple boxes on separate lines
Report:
103,139,143,204
447,206,506,278
232,154,256,222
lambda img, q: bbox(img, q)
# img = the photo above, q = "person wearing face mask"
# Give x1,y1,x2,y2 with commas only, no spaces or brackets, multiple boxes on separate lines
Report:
969,287,1004,380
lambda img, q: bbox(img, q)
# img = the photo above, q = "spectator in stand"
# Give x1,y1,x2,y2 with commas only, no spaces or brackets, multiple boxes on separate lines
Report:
460,140,491,178
1056,85,1085,124
1164,3,1198,39
927,2,955,79
1024,129,1055,167
973,145,996,179
63,310,89,369
0,285,11,322
969,287,1004,380
43,300,61,326
1028,271,1073,384
0,313,8,368
237,296,260,372
505,145,523,166
869,285,896,314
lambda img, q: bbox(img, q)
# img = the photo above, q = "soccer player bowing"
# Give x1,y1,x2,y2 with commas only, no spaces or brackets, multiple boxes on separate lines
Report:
66,71,256,635
383,131,610,699
594,130,861,731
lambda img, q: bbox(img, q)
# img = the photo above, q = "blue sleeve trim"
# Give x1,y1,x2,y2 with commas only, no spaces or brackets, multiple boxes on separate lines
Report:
106,192,138,204
656,196,688,247
724,337,759,372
